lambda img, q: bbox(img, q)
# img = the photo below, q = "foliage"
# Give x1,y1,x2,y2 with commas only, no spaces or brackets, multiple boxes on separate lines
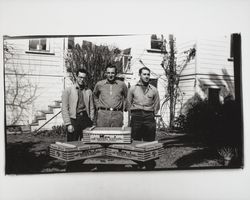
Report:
4,41,38,125
65,40,123,90
160,34,196,129
35,125,67,137
218,146,236,160
179,93,242,148
217,146,239,166
173,114,186,131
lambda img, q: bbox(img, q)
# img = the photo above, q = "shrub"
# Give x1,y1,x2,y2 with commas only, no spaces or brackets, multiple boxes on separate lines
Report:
35,125,67,137
180,93,241,147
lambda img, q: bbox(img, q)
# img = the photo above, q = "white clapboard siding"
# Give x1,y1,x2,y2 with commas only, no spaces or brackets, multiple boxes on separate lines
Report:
176,35,234,106
197,36,233,76
5,38,65,126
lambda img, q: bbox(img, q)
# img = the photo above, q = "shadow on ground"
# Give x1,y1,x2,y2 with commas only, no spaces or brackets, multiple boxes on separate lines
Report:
159,134,204,148
6,132,240,174
158,134,224,168
6,141,68,174
173,147,221,168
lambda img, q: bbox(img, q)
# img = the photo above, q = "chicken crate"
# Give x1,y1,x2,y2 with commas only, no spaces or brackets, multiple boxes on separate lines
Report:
49,141,105,162
106,141,164,162
82,127,131,144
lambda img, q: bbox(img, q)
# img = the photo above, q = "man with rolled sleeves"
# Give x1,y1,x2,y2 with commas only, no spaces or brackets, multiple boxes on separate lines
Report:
61,68,94,141
93,64,128,127
128,67,160,141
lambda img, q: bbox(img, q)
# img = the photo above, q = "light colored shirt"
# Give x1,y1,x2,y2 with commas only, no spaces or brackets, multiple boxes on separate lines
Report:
93,79,128,110
128,81,160,114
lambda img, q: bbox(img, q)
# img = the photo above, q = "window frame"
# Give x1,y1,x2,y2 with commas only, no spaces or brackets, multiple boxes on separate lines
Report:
26,38,55,55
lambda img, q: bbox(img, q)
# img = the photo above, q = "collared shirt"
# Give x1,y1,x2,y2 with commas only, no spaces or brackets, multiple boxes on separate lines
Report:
61,84,95,126
76,86,86,114
128,81,160,114
93,79,128,110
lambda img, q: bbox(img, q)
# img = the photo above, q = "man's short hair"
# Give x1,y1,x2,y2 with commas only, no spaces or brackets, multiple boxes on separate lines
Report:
139,67,151,74
76,68,87,76
105,64,117,73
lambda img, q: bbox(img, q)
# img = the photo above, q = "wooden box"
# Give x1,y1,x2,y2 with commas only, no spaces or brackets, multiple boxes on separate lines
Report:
49,141,105,162
106,141,164,162
82,127,131,144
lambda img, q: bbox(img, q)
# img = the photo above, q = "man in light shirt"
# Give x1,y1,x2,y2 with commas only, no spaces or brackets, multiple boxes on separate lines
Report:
128,67,160,141
93,64,128,127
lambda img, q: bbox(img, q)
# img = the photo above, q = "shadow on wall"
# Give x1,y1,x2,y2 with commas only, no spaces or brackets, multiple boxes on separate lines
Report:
176,68,242,150
198,68,235,100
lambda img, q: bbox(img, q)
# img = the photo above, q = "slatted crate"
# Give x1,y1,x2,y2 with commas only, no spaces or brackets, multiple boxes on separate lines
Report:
106,141,164,162
49,141,105,162
82,127,131,144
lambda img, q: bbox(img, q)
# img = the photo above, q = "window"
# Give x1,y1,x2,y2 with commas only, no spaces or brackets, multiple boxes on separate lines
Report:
29,39,48,51
68,37,75,50
208,88,220,105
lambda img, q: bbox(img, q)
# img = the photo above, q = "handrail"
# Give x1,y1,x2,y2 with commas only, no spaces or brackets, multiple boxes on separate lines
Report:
34,110,62,133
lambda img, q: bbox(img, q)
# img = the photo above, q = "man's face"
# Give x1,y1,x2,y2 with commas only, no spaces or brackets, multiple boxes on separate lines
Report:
106,67,116,82
77,72,87,87
140,69,150,84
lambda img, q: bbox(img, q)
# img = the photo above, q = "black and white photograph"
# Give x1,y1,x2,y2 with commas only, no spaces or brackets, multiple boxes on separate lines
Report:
3,33,243,173
1,0,250,200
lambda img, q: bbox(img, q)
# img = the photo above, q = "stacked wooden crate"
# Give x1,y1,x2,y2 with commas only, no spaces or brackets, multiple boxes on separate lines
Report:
82,127,131,144
50,127,164,168
106,141,164,162
49,141,105,162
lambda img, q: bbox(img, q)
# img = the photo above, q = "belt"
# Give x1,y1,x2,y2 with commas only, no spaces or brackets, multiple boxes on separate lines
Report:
76,111,87,116
131,109,154,113
98,107,122,111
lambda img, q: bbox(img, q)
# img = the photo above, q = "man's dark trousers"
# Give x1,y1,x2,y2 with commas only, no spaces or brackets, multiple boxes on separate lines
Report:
66,111,92,172
130,110,156,142
67,111,92,142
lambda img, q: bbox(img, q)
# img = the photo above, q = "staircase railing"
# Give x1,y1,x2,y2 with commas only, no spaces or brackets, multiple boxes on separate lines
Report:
34,111,62,133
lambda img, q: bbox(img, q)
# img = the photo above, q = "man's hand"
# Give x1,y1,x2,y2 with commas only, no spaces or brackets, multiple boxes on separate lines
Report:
67,125,74,133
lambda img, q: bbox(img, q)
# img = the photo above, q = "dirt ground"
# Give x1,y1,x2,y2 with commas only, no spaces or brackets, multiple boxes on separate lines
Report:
5,131,226,174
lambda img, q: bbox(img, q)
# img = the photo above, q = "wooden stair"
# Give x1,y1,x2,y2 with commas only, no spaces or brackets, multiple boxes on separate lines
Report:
30,100,63,132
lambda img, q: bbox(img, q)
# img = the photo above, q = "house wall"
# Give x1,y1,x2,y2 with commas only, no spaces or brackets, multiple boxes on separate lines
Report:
4,38,66,125
195,36,234,100
126,35,234,127
176,36,234,117
5,35,234,128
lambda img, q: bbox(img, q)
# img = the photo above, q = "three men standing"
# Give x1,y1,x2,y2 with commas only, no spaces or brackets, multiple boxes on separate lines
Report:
62,65,159,142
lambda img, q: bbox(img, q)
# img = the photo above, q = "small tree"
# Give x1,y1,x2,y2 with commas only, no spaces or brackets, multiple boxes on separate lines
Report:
65,40,124,90
160,34,196,129
4,42,37,125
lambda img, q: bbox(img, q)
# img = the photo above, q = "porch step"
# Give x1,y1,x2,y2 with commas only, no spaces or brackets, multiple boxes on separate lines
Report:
30,122,39,126
36,116,46,120
41,109,54,114
30,100,63,132
48,105,61,109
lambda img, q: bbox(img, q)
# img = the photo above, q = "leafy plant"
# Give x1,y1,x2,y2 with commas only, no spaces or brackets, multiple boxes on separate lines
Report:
173,114,186,131
35,125,67,137
160,34,196,129
65,41,123,90
217,147,238,166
